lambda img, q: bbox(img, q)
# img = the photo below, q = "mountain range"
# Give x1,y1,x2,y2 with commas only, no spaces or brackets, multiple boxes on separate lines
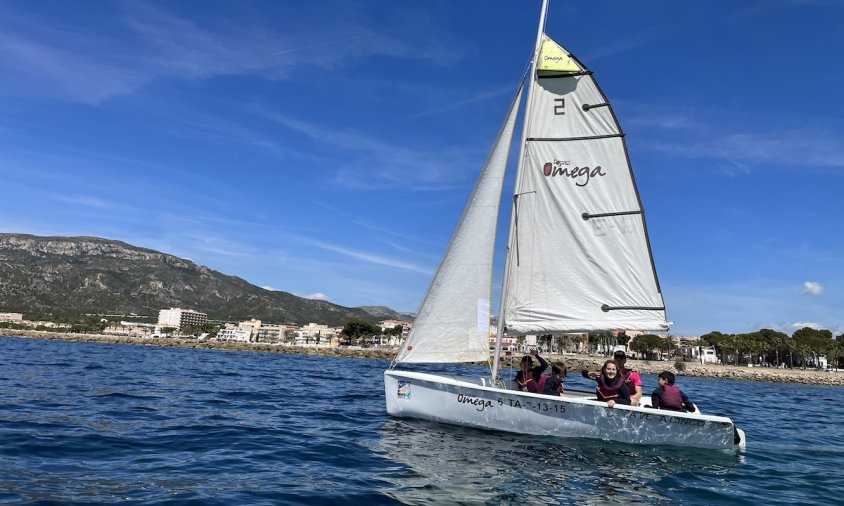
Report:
0,233,413,325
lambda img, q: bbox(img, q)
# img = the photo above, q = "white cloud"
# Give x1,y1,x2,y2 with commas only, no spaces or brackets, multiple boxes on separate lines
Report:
260,110,477,190
643,129,844,169
298,236,433,275
803,281,825,296
406,85,513,120
52,195,125,210
583,26,667,62
0,2,466,104
290,291,331,301
790,321,823,330
625,113,708,131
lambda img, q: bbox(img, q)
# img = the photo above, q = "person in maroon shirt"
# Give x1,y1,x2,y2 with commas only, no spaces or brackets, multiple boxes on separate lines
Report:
651,371,696,412
514,349,548,392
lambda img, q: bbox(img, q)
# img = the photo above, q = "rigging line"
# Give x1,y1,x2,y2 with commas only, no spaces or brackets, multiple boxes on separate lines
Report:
511,191,536,267
507,69,531,269
492,0,549,384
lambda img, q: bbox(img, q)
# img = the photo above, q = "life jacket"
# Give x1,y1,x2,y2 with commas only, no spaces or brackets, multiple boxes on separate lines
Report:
539,374,563,395
537,374,550,394
596,375,623,401
660,384,684,410
621,368,638,396
517,371,539,393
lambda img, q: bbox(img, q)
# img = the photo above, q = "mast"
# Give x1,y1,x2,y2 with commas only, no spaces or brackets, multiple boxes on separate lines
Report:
491,0,548,383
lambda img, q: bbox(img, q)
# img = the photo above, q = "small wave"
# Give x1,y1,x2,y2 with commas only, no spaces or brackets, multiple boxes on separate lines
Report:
92,392,163,400
220,391,274,401
4,336,844,505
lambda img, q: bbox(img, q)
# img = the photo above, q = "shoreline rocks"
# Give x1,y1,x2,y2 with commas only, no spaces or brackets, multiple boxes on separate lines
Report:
4,330,842,386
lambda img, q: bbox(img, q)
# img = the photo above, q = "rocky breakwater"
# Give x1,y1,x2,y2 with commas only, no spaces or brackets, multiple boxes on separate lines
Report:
3,330,398,360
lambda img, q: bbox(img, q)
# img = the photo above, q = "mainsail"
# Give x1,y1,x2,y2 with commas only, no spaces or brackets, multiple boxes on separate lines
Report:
502,35,668,334
394,85,524,363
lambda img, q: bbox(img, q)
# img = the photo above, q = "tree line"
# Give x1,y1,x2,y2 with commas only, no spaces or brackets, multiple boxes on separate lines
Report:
339,319,402,346
626,327,843,369
696,327,843,369
529,327,844,370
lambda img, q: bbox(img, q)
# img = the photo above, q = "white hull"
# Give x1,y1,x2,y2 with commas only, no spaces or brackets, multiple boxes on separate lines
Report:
385,370,744,450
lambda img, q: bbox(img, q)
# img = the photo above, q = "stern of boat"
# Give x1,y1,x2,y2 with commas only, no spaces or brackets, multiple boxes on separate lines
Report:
735,426,747,450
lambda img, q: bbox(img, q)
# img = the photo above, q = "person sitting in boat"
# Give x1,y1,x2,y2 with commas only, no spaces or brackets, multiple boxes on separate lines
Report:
613,350,643,406
515,349,548,393
651,371,696,412
584,351,642,404
540,362,567,396
581,360,631,408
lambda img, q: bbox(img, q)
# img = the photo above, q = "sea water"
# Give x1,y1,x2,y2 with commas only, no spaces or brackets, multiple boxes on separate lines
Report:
1,335,843,505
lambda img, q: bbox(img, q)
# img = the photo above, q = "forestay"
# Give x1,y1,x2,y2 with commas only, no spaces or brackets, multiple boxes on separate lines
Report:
395,85,524,363
502,36,669,334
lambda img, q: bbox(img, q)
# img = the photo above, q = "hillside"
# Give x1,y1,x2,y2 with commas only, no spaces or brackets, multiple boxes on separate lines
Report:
0,233,387,325
357,305,415,321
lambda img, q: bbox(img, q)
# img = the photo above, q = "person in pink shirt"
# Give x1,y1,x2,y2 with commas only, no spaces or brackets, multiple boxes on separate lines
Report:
613,350,643,406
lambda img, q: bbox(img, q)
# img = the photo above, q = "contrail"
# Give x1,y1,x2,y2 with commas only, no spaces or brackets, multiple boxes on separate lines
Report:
270,35,363,56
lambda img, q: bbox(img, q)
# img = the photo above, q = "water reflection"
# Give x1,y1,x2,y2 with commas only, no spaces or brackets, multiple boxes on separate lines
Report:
375,418,741,504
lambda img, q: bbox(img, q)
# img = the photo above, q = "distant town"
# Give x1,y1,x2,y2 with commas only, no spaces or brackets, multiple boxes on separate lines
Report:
0,307,727,365
0,308,410,348
1,308,840,370
0,306,702,356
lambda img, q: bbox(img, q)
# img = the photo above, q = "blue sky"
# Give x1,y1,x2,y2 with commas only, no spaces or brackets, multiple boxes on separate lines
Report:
1,0,842,336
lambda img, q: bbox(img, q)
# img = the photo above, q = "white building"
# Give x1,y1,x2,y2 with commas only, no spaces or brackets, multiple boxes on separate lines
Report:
380,319,412,332
700,347,719,364
300,322,331,338
0,312,23,322
254,323,284,343
231,319,284,343
238,319,261,334
217,328,251,342
103,321,156,337
157,308,207,329
487,324,518,355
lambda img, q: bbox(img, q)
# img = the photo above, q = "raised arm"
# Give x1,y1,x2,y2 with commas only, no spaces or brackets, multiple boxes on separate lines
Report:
532,352,549,381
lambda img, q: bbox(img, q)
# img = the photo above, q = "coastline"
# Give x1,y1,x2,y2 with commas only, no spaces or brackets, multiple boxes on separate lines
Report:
4,330,842,387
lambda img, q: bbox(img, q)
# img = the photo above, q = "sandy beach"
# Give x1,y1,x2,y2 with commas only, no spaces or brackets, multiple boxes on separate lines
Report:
4,329,842,387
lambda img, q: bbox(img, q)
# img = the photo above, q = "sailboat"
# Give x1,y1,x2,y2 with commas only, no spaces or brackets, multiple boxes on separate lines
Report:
384,0,744,450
